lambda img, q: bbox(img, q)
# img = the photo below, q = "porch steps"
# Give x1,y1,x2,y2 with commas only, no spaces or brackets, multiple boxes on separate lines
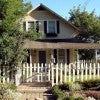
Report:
17,83,53,100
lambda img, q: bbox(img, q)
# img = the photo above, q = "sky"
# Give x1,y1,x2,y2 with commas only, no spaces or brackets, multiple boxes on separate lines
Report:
26,0,100,19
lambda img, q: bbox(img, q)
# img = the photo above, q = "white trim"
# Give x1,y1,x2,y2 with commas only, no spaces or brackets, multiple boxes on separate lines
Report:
26,21,28,31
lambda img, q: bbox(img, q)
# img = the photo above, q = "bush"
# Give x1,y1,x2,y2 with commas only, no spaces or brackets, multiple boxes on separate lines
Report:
59,82,81,91
52,85,66,100
8,84,17,91
64,92,85,100
0,83,21,100
59,82,73,91
70,83,81,91
81,79,100,90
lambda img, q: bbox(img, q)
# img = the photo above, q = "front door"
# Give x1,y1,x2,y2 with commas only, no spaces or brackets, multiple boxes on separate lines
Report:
38,51,48,82
39,51,46,65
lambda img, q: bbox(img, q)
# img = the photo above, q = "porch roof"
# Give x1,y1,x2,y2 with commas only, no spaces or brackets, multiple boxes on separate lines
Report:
23,40,100,49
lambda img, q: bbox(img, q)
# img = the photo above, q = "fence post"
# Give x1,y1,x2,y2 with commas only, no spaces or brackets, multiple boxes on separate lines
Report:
85,62,88,80
26,63,29,82
37,63,40,82
68,64,71,82
56,63,58,85
30,63,32,82
51,63,54,86
40,63,43,82
89,62,92,79
80,61,84,82
93,63,96,79
0,66,1,82
45,63,47,81
64,63,67,83
48,64,51,81
77,61,80,81
60,63,63,84
3,66,5,83
72,63,75,82
97,63,100,79
15,68,21,86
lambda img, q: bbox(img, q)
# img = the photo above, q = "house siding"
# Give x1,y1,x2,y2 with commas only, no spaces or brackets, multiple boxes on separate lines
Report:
24,10,75,39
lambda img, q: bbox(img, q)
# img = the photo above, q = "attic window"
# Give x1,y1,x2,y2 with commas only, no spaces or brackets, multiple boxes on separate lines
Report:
44,20,60,37
36,6,45,11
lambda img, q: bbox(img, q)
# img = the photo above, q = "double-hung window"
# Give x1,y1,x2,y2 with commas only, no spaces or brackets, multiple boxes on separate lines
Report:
47,21,56,34
44,20,60,37
28,22,34,30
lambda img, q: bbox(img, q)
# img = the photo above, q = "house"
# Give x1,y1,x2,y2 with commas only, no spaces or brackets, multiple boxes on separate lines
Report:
1,4,100,86
23,4,80,65
20,4,100,86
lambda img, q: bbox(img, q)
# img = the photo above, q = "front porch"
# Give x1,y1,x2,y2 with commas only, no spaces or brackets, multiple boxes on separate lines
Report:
0,40,100,86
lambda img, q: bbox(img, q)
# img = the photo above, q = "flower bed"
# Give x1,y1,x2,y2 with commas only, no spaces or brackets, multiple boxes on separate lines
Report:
52,79,100,100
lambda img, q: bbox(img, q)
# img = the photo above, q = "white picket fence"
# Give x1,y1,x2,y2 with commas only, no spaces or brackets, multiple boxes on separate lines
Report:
0,60,100,86
0,66,15,84
51,61,100,86
20,61,100,86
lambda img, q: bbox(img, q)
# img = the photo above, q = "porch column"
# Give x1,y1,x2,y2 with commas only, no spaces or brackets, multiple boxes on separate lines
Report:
51,50,54,63
51,50,54,86
26,21,28,31
29,49,32,82
70,49,75,63
30,49,32,65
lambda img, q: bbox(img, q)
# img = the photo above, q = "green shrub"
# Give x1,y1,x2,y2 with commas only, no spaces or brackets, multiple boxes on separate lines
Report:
75,97,84,100
64,96,84,100
0,83,21,100
64,93,84,100
52,85,66,100
8,84,17,91
70,83,81,91
81,79,100,90
59,82,81,91
59,82,73,91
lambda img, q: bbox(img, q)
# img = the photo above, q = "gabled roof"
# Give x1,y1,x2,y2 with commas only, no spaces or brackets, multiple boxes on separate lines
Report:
27,3,79,31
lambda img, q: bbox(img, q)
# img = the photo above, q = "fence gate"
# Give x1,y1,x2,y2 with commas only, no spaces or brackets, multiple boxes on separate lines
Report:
21,63,51,83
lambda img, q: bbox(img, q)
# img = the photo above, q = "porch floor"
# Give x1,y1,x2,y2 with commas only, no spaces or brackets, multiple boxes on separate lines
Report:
17,82,53,100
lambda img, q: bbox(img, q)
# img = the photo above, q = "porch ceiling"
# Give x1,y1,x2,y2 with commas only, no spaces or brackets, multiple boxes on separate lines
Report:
23,40,100,49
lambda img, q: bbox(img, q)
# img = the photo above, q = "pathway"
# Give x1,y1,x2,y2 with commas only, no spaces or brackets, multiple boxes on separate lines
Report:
17,83,53,100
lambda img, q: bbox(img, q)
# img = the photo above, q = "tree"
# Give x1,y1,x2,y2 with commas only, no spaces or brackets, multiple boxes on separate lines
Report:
68,6,100,60
69,6,100,42
0,0,40,81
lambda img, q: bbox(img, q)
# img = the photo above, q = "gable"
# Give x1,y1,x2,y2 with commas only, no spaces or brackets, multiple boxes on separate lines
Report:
27,4,79,31
23,4,79,39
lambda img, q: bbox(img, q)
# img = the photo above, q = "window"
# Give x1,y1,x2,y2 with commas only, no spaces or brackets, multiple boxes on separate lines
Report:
48,21,56,33
44,20,60,36
58,49,65,63
28,21,39,33
28,22,34,29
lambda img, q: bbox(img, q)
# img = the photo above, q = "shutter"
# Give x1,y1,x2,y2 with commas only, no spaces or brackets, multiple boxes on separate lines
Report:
57,20,60,34
36,21,39,33
23,21,26,31
44,21,47,34
67,49,70,65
